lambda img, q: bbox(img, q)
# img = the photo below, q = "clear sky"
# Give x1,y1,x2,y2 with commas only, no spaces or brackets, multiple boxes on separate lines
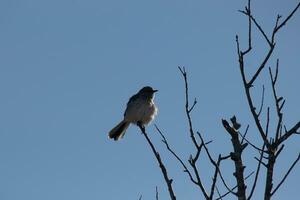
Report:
0,0,299,199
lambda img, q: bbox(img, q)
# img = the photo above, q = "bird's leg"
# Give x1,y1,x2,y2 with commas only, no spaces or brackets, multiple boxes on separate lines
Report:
137,121,145,133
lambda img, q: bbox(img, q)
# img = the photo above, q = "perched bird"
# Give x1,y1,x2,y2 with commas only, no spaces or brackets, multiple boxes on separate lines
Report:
108,86,158,141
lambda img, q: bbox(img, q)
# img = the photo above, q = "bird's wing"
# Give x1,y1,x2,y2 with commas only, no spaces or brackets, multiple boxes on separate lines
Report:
124,93,139,116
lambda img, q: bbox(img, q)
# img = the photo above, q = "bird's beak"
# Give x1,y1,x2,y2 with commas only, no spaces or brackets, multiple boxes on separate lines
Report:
153,89,158,93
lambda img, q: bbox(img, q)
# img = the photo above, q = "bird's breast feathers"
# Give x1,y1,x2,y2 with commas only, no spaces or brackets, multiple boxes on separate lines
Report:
124,99,157,125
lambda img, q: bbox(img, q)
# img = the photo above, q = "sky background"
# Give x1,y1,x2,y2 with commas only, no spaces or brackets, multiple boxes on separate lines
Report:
0,0,299,199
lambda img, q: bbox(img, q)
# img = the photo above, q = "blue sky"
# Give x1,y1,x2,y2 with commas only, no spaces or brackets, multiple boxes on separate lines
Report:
0,0,299,199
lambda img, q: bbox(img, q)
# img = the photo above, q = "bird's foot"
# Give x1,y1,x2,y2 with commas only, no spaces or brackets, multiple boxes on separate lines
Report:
137,121,145,133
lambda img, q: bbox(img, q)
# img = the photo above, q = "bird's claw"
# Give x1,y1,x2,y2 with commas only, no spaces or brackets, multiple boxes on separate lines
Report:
137,121,145,133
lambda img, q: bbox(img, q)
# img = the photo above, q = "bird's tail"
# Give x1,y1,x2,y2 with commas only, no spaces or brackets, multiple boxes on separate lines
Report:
108,120,130,141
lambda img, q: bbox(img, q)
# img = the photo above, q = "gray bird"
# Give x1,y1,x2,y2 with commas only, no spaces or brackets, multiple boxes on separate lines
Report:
108,86,158,140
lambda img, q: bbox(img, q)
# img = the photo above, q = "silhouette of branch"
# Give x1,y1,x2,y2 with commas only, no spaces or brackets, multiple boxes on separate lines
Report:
215,186,223,200
209,154,232,199
274,2,300,34
237,2,300,199
241,0,252,55
239,9,272,47
257,85,265,117
269,62,284,142
275,121,300,146
196,131,235,197
236,35,270,148
237,130,267,153
271,153,300,196
154,125,199,186
188,98,198,113
215,172,254,200
138,125,176,200
222,118,247,199
247,143,266,200
178,66,200,150
241,125,249,144
178,66,210,199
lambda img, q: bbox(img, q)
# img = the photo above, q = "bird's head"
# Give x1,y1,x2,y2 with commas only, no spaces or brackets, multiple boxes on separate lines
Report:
138,86,158,99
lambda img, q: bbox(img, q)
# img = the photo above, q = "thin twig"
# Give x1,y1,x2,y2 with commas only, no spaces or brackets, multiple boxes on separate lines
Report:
274,2,300,33
236,35,270,148
239,10,272,46
248,46,274,87
155,125,198,186
269,64,284,142
215,172,254,200
188,98,197,113
215,186,223,200
275,121,300,146
197,131,235,197
238,131,267,153
241,0,252,55
241,125,250,144
178,66,200,150
247,143,266,200
139,125,176,200
257,85,265,117
178,67,210,199
271,153,300,196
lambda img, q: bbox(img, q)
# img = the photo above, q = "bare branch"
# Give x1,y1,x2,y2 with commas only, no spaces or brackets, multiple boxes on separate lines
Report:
274,59,279,84
178,66,200,150
239,10,272,46
271,15,282,43
215,172,254,200
276,121,300,146
222,119,247,199
236,35,270,147
266,107,270,136
238,130,267,153
274,2,300,33
138,125,176,200
154,125,199,186
210,155,228,199
264,150,276,200
241,125,249,144
210,155,221,199
197,132,236,197
247,143,266,200
271,153,300,196
215,186,223,200
178,67,211,199
257,85,265,117
254,157,267,168
248,46,274,87
269,64,285,142
188,98,197,113
241,0,252,55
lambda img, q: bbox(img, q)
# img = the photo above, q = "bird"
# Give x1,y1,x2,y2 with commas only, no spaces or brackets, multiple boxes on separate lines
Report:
108,86,158,141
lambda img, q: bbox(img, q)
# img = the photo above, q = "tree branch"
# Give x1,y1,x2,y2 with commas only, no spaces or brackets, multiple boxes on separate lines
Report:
215,172,254,200
236,36,270,148
271,153,300,196
222,118,247,200
274,2,300,33
155,125,199,186
275,121,300,146
139,125,176,200
247,143,266,200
